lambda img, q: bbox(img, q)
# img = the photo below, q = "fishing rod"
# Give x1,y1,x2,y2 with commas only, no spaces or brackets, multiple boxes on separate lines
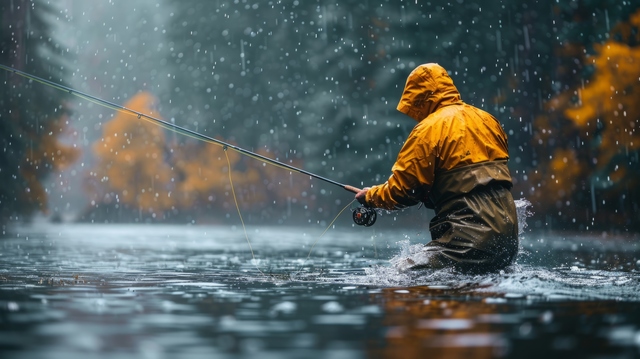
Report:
0,64,377,226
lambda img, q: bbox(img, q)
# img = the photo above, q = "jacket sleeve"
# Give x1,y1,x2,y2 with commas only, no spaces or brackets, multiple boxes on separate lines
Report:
364,132,435,210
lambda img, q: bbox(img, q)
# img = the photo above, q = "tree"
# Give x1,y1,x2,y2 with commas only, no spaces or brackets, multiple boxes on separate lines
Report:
172,141,313,223
83,90,314,224
161,1,529,212
0,0,79,224
530,10,640,230
84,92,173,222
158,0,640,228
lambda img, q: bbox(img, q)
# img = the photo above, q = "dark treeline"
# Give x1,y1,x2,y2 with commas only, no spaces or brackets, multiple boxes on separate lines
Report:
158,0,640,231
0,1,79,226
1,0,639,232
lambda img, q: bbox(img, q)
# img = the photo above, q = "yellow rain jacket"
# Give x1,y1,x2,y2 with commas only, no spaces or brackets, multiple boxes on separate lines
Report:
364,63,518,272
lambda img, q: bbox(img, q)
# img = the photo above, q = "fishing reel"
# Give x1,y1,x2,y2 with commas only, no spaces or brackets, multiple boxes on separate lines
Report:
352,206,377,227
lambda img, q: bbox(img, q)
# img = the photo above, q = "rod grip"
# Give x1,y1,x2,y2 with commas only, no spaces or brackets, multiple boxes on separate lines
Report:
344,185,362,194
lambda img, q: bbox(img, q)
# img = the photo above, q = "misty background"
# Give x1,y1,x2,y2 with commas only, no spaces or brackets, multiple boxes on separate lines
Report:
1,0,639,232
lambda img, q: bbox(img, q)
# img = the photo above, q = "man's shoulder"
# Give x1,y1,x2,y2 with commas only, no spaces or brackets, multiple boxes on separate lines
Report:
419,105,464,127
461,103,500,120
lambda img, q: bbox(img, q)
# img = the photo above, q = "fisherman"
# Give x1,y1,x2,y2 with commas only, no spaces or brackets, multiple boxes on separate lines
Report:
355,63,518,273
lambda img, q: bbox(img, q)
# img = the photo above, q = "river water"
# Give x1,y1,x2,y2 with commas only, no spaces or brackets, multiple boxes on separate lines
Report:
1,216,640,358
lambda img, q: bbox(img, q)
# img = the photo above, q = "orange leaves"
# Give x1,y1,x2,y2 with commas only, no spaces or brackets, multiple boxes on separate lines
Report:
547,148,582,197
88,92,312,222
562,34,640,181
565,42,640,129
90,92,174,217
611,10,640,45
172,142,232,208
172,142,311,214
37,114,81,172
21,112,80,212
531,10,640,223
528,147,583,208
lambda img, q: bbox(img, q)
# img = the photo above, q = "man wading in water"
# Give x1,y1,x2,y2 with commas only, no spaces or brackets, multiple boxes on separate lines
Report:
355,63,518,273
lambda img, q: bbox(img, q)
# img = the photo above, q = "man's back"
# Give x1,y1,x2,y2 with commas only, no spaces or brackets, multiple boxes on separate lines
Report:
356,63,519,273
412,102,510,174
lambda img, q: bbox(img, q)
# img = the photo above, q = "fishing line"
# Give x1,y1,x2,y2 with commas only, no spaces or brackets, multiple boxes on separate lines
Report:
223,147,267,276
0,64,361,195
308,200,355,256
1,64,379,277
293,199,355,277
225,144,352,278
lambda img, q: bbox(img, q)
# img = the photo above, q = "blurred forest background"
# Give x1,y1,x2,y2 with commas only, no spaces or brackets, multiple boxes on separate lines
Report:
1,0,639,233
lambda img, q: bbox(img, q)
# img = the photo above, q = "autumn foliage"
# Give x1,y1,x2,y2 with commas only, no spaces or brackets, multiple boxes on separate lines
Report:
0,0,82,224
20,112,80,214
530,11,640,229
84,91,312,223
87,92,174,219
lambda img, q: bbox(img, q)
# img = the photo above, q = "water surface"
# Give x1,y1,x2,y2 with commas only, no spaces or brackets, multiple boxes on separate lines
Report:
1,222,639,358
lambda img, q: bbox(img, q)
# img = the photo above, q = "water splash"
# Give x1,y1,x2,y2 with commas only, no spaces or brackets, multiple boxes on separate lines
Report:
514,198,533,235
382,198,534,274
387,240,437,272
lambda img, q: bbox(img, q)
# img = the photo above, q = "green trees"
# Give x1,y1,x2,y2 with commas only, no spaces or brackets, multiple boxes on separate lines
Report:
82,91,314,224
159,1,640,229
0,1,79,225
2,1,639,230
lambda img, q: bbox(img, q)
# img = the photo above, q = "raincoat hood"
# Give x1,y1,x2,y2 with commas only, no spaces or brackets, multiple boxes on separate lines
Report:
396,63,463,122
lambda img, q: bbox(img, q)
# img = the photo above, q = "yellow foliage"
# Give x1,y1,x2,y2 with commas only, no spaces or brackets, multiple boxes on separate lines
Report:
548,148,582,197
563,40,640,177
89,92,315,221
37,115,80,172
611,11,640,44
531,10,640,219
173,143,310,212
91,92,174,216
21,113,80,212
565,42,640,128
529,148,583,207
173,142,233,208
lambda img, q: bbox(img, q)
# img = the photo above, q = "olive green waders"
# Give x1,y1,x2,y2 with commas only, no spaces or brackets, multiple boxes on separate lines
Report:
419,160,519,273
